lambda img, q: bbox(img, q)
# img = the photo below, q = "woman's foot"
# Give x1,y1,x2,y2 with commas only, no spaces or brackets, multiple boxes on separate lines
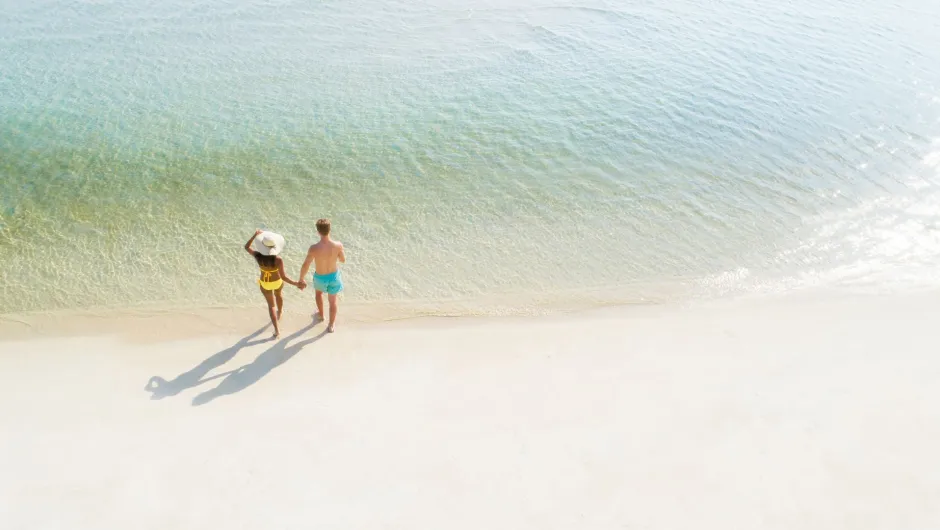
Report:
327,324,335,333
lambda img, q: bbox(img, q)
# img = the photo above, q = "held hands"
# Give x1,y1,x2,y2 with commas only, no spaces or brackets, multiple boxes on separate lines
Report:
297,280,308,291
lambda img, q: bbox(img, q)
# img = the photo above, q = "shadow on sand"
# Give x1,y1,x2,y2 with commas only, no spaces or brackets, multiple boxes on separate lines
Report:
191,322,327,406
144,326,271,400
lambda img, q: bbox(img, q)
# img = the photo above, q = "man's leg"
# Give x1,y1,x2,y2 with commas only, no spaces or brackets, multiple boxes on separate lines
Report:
315,290,325,322
327,293,339,332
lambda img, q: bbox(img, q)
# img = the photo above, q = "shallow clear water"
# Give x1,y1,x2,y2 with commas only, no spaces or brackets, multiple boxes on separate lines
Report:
1,0,939,315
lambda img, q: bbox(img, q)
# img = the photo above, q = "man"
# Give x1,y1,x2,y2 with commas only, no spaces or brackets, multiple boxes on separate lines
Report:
298,218,346,333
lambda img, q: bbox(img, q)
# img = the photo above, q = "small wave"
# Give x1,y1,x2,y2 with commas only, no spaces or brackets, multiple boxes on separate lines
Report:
531,5,629,20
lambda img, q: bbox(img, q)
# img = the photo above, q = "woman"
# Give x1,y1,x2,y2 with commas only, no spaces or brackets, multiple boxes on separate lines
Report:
244,229,299,338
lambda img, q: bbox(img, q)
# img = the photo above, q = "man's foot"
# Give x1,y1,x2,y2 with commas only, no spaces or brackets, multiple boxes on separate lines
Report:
271,331,280,340
327,324,335,333
314,312,324,323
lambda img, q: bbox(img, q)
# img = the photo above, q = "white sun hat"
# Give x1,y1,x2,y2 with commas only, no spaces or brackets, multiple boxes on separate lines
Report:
254,231,286,256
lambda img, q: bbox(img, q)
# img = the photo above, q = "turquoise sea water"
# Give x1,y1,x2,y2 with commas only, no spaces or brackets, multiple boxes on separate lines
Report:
1,0,939,316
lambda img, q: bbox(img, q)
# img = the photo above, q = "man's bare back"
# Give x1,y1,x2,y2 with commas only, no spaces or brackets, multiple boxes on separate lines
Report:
307,238,345,275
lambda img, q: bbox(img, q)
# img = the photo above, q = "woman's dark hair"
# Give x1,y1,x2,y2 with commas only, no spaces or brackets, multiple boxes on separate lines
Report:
253,252,277,269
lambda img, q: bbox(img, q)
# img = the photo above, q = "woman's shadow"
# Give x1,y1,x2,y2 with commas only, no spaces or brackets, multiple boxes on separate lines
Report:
144,326,271,400
191,323,327,406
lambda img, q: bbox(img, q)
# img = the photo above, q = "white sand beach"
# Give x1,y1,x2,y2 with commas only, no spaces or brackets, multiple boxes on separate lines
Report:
1,291,939,529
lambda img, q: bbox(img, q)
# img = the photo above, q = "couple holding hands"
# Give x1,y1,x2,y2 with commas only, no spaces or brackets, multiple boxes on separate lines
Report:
244,218,345,338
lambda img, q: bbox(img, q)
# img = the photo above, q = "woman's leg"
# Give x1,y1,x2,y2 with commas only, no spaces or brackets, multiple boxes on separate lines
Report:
259,286,279,338
274,286,284,320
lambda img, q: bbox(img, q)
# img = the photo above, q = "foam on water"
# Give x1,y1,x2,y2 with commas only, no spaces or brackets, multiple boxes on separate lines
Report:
1,0,940,317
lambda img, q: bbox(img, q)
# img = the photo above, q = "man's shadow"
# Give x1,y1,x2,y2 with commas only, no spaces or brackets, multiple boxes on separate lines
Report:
191,322,327,406
144,326,271,400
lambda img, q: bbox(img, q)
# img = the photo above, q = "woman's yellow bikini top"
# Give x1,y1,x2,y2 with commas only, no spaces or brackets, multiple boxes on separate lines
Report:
259,266,278,283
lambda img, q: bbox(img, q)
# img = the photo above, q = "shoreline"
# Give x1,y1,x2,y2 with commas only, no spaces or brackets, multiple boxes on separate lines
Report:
1,283,933,344
0,284,690,343
0,284,930,344
0,298,665,344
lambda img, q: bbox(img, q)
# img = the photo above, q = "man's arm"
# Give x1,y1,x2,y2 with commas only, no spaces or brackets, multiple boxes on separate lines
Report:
297,246,316,288
244,229,262,255
338,242,346,264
